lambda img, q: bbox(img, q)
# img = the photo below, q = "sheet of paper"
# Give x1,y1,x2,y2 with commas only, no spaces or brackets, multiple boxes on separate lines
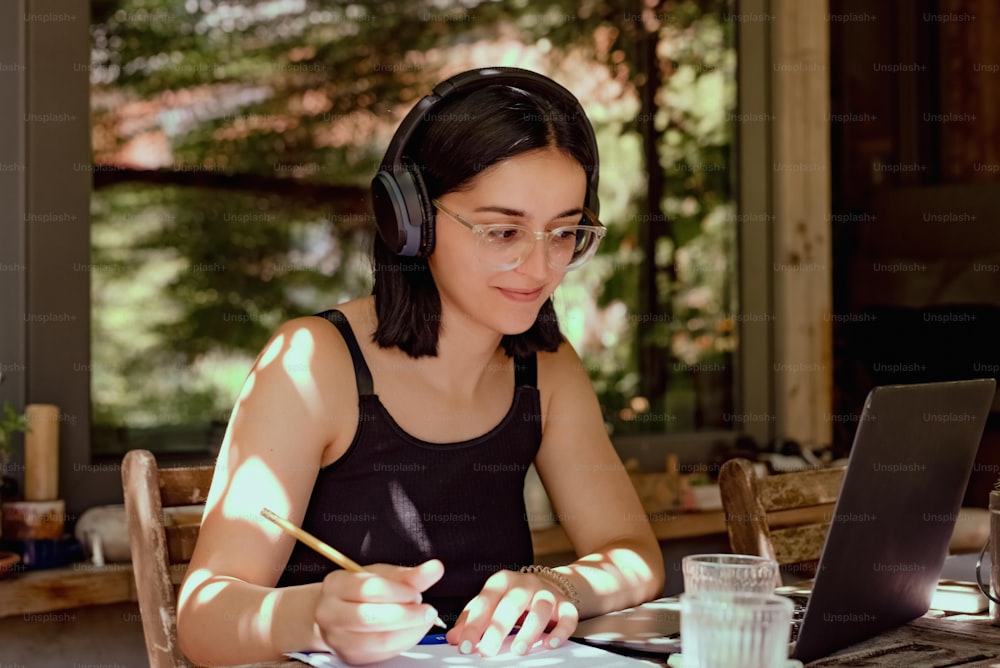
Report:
286,637,657,667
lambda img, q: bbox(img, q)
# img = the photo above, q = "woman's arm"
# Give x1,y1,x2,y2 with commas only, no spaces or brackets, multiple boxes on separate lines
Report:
176,317,344,664
532,340,665,615
448,341,664,657
176,316,439,665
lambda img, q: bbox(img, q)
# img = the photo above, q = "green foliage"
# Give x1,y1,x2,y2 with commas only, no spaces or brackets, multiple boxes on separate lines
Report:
0,402,30,465
89,0,738,449
91,182,372,432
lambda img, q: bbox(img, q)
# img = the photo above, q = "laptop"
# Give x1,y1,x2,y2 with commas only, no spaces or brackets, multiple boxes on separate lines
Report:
572,378,996,664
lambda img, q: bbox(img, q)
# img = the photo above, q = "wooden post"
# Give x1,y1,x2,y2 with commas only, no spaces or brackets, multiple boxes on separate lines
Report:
770,0,833,447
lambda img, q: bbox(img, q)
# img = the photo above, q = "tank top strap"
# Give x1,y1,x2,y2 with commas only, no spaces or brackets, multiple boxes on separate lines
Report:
313,309,375,396
513,353,537,388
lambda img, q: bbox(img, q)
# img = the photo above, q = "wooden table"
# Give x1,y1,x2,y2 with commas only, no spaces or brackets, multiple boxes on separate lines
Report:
0,562,138,618
571,608,1000,668
803,610,1000,667
196,611,1000,668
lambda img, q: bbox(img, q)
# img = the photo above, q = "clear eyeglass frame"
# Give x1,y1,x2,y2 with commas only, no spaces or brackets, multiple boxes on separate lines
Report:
431,198,607,271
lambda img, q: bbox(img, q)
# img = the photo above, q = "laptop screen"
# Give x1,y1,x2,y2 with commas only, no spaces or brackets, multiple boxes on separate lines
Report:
792,378,995,663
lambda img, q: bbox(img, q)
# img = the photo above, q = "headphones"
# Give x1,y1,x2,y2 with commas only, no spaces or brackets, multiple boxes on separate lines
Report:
370,67,600,257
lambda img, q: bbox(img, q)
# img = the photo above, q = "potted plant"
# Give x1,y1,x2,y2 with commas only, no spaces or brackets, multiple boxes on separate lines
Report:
0,400,29,501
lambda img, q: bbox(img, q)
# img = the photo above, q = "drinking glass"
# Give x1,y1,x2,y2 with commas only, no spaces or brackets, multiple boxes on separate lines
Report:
680,591,793,668
682,553,779,594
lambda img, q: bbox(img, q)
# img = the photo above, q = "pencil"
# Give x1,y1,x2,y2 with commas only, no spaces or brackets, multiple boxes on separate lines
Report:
260,507,446,629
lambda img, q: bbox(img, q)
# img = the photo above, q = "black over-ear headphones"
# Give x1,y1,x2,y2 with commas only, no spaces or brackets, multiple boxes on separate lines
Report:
370,66,600,257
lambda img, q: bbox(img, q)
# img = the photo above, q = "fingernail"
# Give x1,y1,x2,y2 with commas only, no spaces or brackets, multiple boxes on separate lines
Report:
424,607,437,622
413,593,423,604
512,640,527,655
460,640,473,654
548,636,561,649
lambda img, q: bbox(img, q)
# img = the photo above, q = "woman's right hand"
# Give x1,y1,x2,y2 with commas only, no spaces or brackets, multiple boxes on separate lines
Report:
313,559,445,665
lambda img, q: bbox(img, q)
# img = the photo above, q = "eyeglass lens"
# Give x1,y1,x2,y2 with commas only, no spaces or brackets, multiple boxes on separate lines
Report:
479,226,601,269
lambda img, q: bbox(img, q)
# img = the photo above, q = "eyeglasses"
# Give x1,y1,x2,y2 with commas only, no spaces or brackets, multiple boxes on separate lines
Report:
432,199,607,271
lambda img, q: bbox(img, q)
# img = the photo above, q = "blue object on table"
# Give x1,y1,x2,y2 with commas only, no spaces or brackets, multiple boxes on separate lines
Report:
418,633,448,645
2,535,83,570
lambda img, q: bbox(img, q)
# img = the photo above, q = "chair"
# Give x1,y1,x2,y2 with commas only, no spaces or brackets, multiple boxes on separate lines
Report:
123,449,300,668
122,448,214,668
718,457,992,585
718,458,844,584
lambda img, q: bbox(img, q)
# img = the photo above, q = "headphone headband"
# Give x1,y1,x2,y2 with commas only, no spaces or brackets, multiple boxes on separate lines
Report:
371,67,600,257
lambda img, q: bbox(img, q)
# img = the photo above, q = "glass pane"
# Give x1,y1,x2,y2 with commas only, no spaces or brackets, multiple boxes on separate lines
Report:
554,2,737,436
90,183,372,455
89,0,737,456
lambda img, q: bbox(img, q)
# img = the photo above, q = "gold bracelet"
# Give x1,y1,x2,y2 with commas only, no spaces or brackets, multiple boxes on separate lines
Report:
520,564,580,608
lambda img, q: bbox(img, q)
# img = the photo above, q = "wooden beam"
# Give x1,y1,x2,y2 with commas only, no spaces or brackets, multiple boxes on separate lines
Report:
770,0,833,446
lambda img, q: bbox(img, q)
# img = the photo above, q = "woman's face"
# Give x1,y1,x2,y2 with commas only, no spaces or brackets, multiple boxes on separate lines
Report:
428,146,588,337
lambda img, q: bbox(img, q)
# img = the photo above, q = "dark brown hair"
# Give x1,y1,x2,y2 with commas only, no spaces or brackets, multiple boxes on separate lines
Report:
372,84,596,358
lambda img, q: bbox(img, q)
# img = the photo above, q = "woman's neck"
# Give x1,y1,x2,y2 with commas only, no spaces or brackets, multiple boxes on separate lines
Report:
418,303,507,397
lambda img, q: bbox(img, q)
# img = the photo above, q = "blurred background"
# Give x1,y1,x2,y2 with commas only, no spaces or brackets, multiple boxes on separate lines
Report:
85,0,740,457
2,0,998,511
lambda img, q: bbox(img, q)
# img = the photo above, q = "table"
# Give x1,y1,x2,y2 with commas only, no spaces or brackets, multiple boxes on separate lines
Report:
803,611,1000,666
232,611,1000,668
576,608,1000,668
0,562,138,618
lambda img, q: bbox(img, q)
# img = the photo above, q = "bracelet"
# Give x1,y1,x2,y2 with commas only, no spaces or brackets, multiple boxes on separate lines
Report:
520,564,580,608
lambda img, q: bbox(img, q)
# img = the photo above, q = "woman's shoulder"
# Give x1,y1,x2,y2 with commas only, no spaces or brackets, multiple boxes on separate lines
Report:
535,338,590,388
255,298,374,381
270,298,374,348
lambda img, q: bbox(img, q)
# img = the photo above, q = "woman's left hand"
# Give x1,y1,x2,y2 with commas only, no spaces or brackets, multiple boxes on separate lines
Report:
445,569,579,657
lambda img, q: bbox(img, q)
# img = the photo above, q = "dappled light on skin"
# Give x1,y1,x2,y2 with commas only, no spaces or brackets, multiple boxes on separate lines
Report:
221,456,293,527
182,567,230,610
575,548,655,597
256,332,286,371
284,327,323,416
244,589,281,647
606,547,656,588
231,368,257,414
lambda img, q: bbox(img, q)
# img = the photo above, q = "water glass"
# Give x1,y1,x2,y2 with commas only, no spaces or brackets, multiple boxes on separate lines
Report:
989,489,1000,626
680,591,793,668
682,553,779,594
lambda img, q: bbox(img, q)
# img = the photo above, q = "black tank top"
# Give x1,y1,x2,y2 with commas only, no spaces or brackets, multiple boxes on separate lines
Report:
276,310,541,626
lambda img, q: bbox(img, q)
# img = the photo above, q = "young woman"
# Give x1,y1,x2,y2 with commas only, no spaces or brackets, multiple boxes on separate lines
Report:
177,67,664,666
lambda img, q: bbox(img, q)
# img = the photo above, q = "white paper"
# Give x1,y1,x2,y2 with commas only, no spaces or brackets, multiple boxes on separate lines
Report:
285,637,656,667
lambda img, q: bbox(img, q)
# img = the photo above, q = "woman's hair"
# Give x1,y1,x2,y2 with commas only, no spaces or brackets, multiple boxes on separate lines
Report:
372,83,597,359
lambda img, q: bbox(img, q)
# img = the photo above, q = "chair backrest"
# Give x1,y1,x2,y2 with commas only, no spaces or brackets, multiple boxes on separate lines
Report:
122,448,213,668
718,458,845,582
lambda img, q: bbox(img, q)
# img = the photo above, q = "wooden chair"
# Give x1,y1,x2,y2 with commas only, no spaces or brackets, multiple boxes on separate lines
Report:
718,457,991,585
718,458,845,584
123,449,298,668
122,448,213,668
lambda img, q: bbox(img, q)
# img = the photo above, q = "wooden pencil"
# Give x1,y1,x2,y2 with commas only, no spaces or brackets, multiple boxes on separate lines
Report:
260,507,446,629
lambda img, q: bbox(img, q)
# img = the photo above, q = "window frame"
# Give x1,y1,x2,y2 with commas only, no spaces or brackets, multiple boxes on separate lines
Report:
3,0,796,517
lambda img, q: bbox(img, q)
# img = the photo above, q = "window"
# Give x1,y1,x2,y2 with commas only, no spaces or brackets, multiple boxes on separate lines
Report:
87,0,740,458
8,0,803,516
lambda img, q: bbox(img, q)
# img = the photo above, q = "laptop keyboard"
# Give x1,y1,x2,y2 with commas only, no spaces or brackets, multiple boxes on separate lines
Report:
785,594,810,642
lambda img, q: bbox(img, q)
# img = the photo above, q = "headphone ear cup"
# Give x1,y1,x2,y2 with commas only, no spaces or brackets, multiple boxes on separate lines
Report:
371,164,427,256
404,158,436,257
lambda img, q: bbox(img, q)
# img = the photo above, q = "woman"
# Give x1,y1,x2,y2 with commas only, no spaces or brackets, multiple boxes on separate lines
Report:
177,67,664,666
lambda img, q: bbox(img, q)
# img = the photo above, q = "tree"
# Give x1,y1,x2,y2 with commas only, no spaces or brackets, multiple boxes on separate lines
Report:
88,0,737,450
